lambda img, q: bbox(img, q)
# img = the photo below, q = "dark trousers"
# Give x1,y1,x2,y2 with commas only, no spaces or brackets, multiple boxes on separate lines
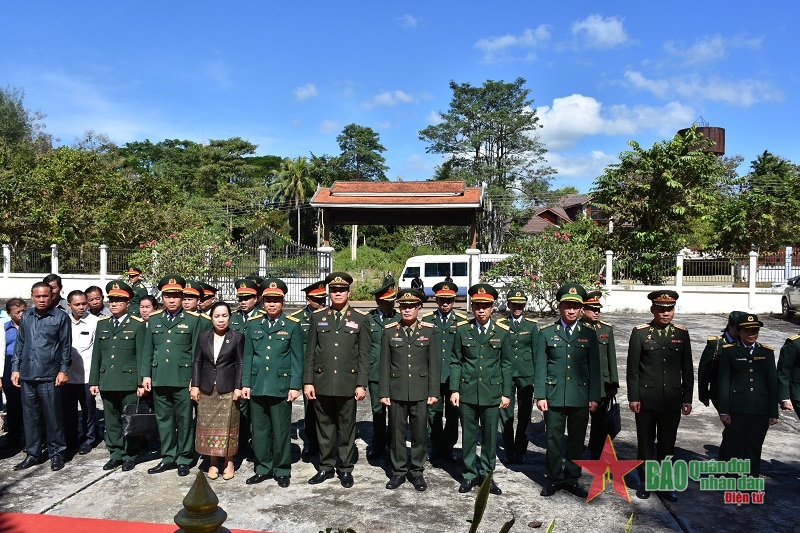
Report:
2,378,23,445
588,396,613,460
368,381,388,452
102,390,140,461
237,398,252,455
428,381,459,455
499,378,533,460
460,402,500,481
62,383,98,449
389,399,428,478
250,395,292,477
634,409,681,482
711,398,730,461
21,380,66,459
303,397,318,452
544,405,589,486
315,395,357,473
153,386,194,465
728,412,769,478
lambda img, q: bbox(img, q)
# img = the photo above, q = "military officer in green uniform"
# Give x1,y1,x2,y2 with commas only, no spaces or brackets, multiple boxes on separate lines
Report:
423,281,466,462
367,275,399,459
778,332,800,419
698,311,744,462
181,279,203,313
380,289,439,491
245,274,265,314
230,279,261,333
198,282,218,314
496,288,537,464
580,290,620,460
627,290,693,501
303,271,371,488
141,275,204,476
536,283,601,499
127,267,149,317
289,281,327,457
88,280,146,471
451,283,512,495
241,278,303,487
717,314,778,478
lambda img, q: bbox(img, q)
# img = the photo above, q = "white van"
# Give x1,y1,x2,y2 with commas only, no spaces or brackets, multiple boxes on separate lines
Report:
399,254,510,298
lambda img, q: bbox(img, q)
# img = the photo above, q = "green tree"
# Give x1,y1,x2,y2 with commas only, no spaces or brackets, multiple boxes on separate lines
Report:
419,77,554,253
269,157,316,245
591,126,726,283
336,123,388,181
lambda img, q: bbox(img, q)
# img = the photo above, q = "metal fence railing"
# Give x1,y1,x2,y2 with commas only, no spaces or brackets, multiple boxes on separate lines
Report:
612,251,677,285
682,256,748,286
10,247,51,273
59,247,101,274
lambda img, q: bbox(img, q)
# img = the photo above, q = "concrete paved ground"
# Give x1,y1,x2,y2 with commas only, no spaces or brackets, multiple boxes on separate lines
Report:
1,310,799,533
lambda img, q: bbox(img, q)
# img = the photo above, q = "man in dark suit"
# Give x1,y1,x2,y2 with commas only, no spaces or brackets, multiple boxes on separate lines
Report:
289,281,327,457
717,314,778,478
627,290,693,501
422,281,465,462
11,281,72,472
496,288,538,464
303,271,371,488
580,291,620,460
140,275,204,477
241,278,303,487
367,275,399,459
88,280,147,471
536,283,601,499
380,289,439,491
451,283,512,495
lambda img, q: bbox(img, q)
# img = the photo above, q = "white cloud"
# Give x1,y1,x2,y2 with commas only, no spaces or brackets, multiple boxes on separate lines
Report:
404,154,432,174
319,120,340,133
664,34,762,66
398,14,417,29
571,15,629,50
363,90,416,109
546,150,618,181
624,70,783,107
536,94,695,150
293,83,317,102
474,25,551,63
427,110,444,125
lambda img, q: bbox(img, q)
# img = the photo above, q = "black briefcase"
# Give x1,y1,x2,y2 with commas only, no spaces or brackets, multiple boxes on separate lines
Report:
605,395,622,439
122,397,158,437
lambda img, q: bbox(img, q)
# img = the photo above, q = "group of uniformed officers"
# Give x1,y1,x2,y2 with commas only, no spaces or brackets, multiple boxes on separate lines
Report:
10,267,800,500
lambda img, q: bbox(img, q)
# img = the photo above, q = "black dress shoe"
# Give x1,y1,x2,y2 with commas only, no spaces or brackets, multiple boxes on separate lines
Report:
488,480,502,495
51,454,64,471
339,472,354,488
78,443,92,455
540,482,559,497
246,473,272,485
412,476,427,491
563,484,588,498
103,459,123,470
308,470,334,484
147,461,176,474
636,486,650,500
13,455,38,471
276,476,290,488
122,461,135,471
458,478,477,493
660,490,678,502
385,475,405,489
177,465,190,477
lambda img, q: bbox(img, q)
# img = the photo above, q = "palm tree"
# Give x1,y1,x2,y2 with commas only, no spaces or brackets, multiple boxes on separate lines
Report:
269,157,316,245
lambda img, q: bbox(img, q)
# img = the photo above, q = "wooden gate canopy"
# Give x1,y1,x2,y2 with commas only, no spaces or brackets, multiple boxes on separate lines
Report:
310,181,484,247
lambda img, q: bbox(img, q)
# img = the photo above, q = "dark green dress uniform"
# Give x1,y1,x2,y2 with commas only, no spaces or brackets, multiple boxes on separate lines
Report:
127,267,149,317
289,303,321,454
242,311,303,478
89,312,146,463
367,303,399,456
718,336,778,478
627,321,693,482
141,307,204,467
495,315,537,463
777,333,800,419
303,304,371,476
380,305,440,481
451,317,513,483
422,306,466,459
581,318,619,459
535,320,601,488
229,278,262,455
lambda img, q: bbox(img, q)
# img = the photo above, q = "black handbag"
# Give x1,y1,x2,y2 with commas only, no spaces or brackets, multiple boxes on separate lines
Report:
122,397,158,437
605,395,622,439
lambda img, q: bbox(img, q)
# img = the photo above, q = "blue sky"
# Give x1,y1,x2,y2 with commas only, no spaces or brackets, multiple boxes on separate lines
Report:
3,1,797,193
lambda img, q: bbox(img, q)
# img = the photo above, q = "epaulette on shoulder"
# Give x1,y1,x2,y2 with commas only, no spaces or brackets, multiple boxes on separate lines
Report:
760,344,775,351
288,308,304,317
384,322,399,330
707,336,720,343
98,316,110,321
351,308,368,316
455,311,468,319
285,315,300,323
495,321,510,331
525,317,539,323
199,313,212,321
420,311,435,318
419,321,434,328
456,320,470,327
635,323,650,330
495,317,508,324
313,307,327,314
540,322,557,331
151,309,164,316
789,334,800,341
598,320,612,327
673,324,688,331
247,313,263,322
722,343,736,348
130,315,144,323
